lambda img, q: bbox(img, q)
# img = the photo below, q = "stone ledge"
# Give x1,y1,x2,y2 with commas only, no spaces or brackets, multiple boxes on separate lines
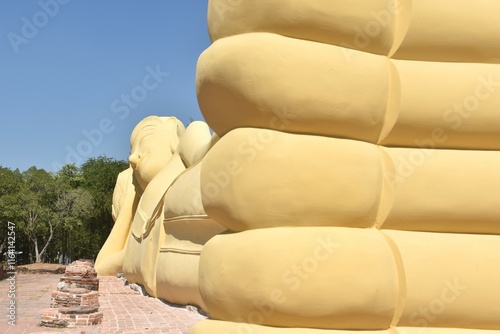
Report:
16,263,66,274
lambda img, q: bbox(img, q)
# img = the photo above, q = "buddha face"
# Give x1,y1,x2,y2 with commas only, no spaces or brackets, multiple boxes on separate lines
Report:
129,128,174,191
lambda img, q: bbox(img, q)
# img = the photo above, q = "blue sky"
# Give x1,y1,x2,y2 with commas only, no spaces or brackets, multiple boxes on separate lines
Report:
0,1,211,172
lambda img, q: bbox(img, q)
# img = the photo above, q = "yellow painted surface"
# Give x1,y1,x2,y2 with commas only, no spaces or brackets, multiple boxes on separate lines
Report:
96,118,222,302
194,0,500,332
199,227,398,330
97,0,500,332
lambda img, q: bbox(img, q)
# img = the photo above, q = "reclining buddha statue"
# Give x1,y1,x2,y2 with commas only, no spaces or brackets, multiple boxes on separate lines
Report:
98,1,500,333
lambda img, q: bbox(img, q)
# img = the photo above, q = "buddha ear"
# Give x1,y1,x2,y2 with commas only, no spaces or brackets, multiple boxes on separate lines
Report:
173,118,186,151
161,117,185,154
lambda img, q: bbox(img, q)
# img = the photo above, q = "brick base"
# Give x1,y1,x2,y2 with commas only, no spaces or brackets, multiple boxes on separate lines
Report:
51,289,99,308
59,276,99,291
40,259,102,328
40,307,103,327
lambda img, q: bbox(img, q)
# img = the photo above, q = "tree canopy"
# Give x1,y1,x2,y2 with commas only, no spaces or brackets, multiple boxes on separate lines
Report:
0,156,128,264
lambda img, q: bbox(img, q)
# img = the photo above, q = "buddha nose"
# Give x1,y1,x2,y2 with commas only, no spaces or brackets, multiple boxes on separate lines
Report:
129,153,140,169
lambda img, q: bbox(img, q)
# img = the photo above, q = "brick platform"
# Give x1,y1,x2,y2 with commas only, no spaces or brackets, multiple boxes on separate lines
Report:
99,276,206,333
40,307,103,328
58,259,99,291
40,260,103,328
50,289,99,308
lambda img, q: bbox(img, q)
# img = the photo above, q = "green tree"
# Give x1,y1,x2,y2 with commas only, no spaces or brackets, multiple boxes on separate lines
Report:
0,167,23,257
53,164,93,263
80,156,128,258
57,163,83,188
1,157,127,263
15,167,57,263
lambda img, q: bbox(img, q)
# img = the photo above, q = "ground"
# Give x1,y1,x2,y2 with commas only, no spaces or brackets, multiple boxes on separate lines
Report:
16,263,67,274
0,263,205,333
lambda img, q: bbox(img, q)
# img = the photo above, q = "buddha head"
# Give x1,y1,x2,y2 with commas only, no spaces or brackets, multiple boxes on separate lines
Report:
128,116,185,190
